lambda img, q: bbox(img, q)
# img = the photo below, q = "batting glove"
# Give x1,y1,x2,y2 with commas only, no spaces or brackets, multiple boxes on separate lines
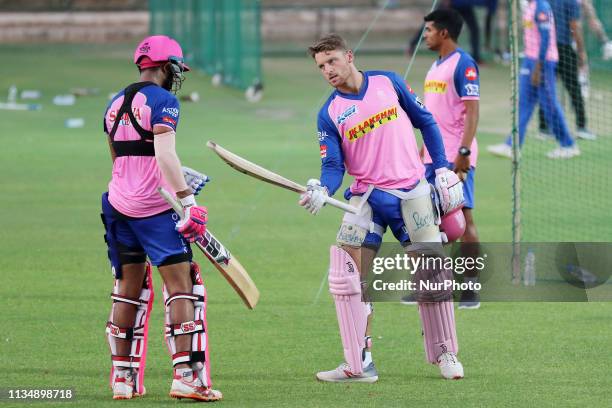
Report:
176,195,208,242
298,178,328,215
434,167,464,214
182,166,210,196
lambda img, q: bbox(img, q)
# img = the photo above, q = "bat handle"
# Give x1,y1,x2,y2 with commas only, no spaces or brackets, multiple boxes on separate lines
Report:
158,187,185,219
324,196,359,214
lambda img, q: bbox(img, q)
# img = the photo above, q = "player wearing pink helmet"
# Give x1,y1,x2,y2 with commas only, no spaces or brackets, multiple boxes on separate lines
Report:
101,35,221,401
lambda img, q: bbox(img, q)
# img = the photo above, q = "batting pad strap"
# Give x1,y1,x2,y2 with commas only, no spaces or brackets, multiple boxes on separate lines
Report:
112,355,141,369
106,322,145,340
165,320,205,337
164,293,203,307
111,293,143,306
172,351,191,366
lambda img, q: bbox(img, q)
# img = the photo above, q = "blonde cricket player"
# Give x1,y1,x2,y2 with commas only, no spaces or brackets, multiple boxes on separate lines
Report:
299,34,466,382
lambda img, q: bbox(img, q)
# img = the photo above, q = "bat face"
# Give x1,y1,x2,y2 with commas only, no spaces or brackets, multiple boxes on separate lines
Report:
207,141,306,193
158,187,259,309
194,232,260,309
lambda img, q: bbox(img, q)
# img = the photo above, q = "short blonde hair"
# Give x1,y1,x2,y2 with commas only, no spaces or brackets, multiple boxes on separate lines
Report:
307,34,348,58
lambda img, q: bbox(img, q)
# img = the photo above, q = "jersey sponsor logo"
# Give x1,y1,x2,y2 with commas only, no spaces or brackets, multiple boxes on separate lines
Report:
162,116,177,126
424,80,448,94
523,19,534,29
336,104,357,125
344,106,399,142
109,107,142,126
465,67,478,81
162,107,179,117
464,83,480,96
317,131,328,142
320,144,327,158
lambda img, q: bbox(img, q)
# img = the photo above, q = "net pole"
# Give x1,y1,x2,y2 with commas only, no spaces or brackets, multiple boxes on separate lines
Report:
510,0,521,285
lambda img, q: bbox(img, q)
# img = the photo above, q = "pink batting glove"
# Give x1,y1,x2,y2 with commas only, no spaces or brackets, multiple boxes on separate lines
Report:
176,205,208,242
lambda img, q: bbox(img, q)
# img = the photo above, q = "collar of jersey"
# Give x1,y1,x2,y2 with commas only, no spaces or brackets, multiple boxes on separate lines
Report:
334,71,369,100
436,48,461,66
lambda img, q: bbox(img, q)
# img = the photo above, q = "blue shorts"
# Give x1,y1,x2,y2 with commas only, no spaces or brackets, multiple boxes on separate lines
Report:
425,164,475,210
345,188,411,248
101,192,191,276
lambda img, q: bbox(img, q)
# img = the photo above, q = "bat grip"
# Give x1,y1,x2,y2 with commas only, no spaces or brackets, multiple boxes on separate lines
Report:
324,196,359,214
158,187,185,220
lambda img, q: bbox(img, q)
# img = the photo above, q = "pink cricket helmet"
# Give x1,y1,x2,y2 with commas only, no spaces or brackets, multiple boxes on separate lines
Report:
134,35,190,71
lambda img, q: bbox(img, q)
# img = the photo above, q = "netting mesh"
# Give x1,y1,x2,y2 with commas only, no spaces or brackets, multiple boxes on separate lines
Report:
149,0,262,90
512,0,612,243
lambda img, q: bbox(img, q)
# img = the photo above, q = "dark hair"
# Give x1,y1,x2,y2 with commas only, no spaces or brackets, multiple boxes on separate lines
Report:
424,9,464,41
307,33,348,58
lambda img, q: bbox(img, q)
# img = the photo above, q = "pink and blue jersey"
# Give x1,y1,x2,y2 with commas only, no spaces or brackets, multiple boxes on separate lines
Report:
524,0,559,62
103,84,180,217
422,48,480,167
317,71,448,196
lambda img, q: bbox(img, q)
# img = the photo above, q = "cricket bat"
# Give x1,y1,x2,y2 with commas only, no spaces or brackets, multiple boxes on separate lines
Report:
206,141,359,214
158,187,259,309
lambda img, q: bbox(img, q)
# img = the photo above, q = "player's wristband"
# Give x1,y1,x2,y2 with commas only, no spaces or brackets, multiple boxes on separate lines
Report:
179,194,197,208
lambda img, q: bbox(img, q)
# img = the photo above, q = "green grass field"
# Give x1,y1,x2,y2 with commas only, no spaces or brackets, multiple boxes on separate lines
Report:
1,43,612,407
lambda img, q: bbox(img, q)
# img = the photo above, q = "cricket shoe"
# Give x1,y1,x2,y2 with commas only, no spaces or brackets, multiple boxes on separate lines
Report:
487,143,513,159
546,145,580,159
576,128,597,141
112,370,135,400
170,371,222,402
316,362,379,383
458,289,480,310
534,129,554,141
400,292,417,305
437,352,464,380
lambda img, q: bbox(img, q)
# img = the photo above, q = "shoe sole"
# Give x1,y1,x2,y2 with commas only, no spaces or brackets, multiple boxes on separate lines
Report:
316,375,379,383
547,153,580,159
400,300,417,305
458,303,481,310
113,395,133,400
487,150,513,159
169,391,222,402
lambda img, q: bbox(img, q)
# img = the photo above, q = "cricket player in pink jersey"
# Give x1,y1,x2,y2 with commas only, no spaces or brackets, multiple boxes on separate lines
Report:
422,9,482,309
488,0,579,159
101,35,222,401
300,34,467,382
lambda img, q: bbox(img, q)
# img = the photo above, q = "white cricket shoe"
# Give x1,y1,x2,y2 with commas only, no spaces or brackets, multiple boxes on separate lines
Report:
316,362,379,383
603,41,612,61
576,128,597,141
170,371,222,402
112,369,134,400
487,143,513,159
534,130,555,141
546,145,580,159
437,352,464,380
